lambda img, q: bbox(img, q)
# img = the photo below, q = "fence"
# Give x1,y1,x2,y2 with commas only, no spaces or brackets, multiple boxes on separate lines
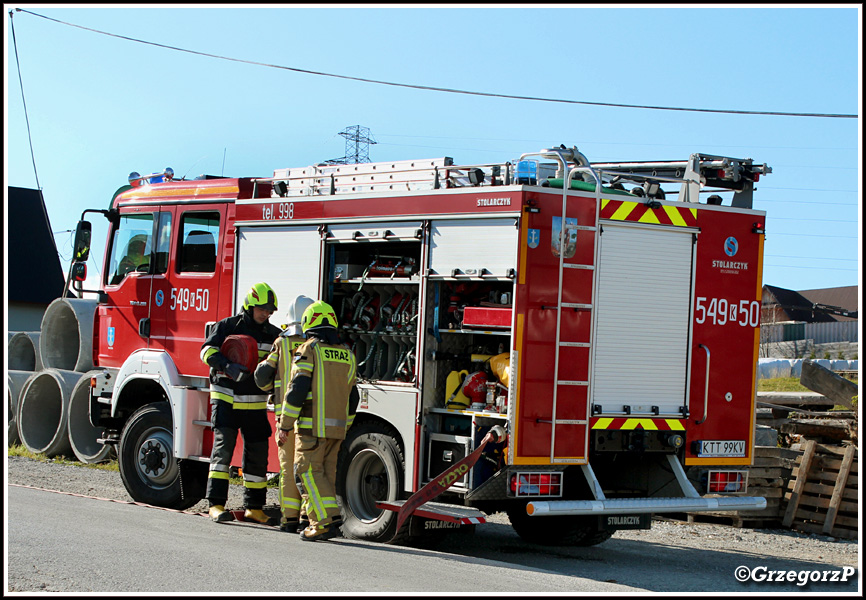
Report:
761,321,858,345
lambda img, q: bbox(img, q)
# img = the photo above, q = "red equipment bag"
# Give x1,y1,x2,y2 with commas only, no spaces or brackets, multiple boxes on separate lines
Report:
220,334,259,372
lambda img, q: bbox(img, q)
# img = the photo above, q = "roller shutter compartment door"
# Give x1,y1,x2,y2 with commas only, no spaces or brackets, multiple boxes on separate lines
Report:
428,218,518,277
235,225,322,311
592,223,696,416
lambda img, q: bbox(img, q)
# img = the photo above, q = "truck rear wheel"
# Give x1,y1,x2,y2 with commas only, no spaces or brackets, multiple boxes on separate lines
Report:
506,504,613,547
118,402,200,510
336,421,405,543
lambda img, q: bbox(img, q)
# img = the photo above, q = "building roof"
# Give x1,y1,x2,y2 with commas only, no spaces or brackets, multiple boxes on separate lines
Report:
797,285,858,321
763,284,858,323
7,186,67,305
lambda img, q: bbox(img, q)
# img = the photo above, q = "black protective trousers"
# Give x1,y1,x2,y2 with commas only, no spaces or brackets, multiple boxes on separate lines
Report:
205,400,272,509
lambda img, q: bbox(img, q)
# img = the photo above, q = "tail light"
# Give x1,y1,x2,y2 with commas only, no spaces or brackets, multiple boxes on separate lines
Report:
707,470,748,494
509,472,563,497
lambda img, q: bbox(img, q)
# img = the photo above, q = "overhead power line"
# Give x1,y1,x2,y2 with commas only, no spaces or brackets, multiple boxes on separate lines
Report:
13,8,858,120
764,264,858,272
9,9,41,189
766,255,858,262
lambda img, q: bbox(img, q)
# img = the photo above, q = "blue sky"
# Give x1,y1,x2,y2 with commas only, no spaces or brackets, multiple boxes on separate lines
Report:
4,5,861,295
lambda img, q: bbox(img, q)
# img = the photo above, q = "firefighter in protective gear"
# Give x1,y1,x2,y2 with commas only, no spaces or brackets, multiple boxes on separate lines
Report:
278,300,360,541
200,282,281,524
114,234,149,283
253,295,314,533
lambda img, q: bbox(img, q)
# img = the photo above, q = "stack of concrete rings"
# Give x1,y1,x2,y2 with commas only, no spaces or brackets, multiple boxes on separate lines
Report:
13,298,111,463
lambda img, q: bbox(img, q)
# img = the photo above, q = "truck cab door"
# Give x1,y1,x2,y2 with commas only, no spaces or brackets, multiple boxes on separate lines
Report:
98,210,158,368
156,207,226,377
144,208,177,354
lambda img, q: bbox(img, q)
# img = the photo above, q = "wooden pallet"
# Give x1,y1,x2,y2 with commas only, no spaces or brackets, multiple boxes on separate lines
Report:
782,439,858,539
728,446,796,522
753,446,799,471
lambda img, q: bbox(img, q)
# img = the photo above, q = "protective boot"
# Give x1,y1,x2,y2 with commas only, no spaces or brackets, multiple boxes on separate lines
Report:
299,523,341,542
243,508,273,525
279,518,299,533
209,505,234,523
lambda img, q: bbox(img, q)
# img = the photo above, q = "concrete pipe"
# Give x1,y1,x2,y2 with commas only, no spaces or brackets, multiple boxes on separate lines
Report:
8,418,21,447
39,298,98,372
8,370,36,447
9,332,43,371
17,368,84,458
67,370,112,463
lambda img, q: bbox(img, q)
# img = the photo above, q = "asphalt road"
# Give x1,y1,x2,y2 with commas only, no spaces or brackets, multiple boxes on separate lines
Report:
6,485,638,594
6,484,860,594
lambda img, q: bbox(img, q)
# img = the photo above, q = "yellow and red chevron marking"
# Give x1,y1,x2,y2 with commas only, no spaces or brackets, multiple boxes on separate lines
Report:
600,198,698,227
591,418,685,431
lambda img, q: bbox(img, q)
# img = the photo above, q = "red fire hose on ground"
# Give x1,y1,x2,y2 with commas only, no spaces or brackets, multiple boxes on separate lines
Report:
387,424,507,536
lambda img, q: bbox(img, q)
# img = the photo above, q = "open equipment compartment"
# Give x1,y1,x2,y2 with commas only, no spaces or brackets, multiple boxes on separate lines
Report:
419,270,515,494
323,223,423,385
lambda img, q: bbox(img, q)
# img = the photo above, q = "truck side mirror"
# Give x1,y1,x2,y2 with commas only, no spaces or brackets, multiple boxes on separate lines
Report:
74,221,92,262
71,262,87,282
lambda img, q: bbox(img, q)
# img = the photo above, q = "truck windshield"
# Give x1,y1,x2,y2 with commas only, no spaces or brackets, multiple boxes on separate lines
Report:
107,213,154,285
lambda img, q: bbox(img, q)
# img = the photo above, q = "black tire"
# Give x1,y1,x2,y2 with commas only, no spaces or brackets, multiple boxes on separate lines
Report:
506,503,613,547
118,403,200,510
336,421,405,543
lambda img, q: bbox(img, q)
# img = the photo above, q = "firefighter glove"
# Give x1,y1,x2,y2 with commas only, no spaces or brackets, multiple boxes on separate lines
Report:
225,362,250,382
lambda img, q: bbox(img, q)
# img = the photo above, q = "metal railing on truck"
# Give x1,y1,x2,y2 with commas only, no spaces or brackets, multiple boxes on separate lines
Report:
249,148,770,210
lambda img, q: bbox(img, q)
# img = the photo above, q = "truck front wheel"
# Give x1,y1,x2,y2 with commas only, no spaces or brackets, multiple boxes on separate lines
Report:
336,422,405,543
506,504,613,547
118,403,200,510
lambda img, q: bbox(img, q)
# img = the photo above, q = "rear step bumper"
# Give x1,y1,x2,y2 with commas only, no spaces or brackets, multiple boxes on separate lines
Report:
527,454,766,516
526,495,767,516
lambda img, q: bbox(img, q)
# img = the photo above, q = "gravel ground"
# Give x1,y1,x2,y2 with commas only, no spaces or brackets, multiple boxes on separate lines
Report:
5,455,860,567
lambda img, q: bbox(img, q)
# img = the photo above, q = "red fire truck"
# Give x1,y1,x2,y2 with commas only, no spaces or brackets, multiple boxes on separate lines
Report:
76,145,771,545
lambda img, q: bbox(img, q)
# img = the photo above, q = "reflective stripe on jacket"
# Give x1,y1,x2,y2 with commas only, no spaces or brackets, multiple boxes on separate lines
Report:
200,311,280,409
255,334,305,418
280,338,357,439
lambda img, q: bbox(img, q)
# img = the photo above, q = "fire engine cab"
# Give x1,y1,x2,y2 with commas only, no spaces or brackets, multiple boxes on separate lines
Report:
76,144,771,545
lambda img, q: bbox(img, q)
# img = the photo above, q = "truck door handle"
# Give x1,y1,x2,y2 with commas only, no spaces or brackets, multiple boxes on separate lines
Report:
695,344,710,425
139,318,151,338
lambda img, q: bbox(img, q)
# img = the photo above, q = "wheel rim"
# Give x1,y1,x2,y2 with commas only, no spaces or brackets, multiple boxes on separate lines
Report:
345,448,391,522
133,426,177,489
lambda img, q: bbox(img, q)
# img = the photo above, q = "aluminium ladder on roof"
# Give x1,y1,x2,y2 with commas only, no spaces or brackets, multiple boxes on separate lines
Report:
264,157,515,197
518,147,602,464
